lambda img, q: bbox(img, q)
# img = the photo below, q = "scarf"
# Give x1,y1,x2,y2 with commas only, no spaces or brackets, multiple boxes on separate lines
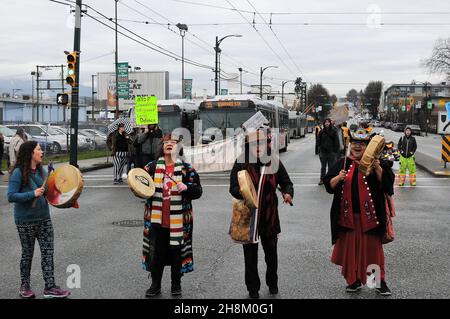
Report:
247,163,278,241
339,161,380,233
150,157,184,246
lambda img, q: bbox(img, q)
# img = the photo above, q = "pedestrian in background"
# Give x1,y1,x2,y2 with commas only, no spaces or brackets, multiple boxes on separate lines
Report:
107,123,130,184
314,123,321,155
127,128,139,172
317,118,340,185
229,128,294,299
398,126,417,186
142,133,202,298
324,130,394,296
9,127,27,174
7,141,70,299
137,124,163,168
0,132,4,175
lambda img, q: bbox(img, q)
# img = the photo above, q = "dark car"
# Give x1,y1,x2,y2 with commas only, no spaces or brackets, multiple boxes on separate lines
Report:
392,123,406,132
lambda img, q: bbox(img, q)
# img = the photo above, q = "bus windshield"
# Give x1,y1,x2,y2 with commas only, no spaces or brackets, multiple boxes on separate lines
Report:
158,114,181,134
199,110,255,131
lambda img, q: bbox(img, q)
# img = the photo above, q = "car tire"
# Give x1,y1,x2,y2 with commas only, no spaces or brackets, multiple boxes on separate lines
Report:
53,142,61,154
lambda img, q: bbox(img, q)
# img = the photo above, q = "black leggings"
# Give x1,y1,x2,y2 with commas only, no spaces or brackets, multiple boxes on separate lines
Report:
16,219,55,289
151,227,182,286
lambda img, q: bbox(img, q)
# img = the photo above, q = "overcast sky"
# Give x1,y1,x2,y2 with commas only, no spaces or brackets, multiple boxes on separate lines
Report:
1,0,450,97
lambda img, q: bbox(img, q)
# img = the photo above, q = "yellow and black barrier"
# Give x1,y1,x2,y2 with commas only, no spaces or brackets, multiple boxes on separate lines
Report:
442,134,450,163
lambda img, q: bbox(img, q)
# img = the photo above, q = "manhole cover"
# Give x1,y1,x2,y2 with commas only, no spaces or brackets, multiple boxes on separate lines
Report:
112,219,144,227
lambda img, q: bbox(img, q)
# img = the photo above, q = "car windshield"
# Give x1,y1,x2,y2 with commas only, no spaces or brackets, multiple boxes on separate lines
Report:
46,127,66,135
80,130,95,137
0,125,15,137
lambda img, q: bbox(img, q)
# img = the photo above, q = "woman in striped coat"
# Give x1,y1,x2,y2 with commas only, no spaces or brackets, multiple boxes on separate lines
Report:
141,133,202,298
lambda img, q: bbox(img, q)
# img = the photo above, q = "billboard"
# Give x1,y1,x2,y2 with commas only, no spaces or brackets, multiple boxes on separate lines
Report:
97,71,169,111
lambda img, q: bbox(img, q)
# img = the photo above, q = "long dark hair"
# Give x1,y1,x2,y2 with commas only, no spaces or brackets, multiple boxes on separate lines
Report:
14,141,43,188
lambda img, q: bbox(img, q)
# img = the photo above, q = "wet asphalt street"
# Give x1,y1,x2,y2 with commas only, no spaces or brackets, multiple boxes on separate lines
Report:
0,135,449,299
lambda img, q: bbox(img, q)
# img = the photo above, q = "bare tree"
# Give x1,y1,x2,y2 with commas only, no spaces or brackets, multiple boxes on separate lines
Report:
423,38,450,79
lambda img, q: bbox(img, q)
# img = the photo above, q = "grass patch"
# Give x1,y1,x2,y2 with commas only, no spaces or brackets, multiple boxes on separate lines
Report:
1,149,110,171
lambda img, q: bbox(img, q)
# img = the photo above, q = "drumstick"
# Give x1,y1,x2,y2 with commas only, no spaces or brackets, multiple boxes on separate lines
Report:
32,176,48,208
164,172,179,184
277,187,293,206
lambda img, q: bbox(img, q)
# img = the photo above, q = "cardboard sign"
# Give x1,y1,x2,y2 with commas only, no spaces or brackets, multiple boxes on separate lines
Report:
242,111,269,131
135,96,158,125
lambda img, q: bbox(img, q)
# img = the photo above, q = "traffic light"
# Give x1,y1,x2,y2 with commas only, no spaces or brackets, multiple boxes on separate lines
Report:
65,51,77,86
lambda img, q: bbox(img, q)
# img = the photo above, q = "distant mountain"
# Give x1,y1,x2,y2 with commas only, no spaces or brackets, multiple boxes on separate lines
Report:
0,79,91,98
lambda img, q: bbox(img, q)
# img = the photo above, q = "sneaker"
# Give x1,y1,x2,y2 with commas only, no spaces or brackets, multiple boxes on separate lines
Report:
43,286,71,299
171,283,182,296
248,291,260,299
375,281,392,296
19,284,36,299
269,286,278,295
113,179,119,185
0,171,4,175
145,284,161,297
118,178,124,184
346,281,362,293
318,180,324,186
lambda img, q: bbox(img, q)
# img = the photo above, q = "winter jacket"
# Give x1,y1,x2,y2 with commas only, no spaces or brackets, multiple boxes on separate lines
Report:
138,129,162,156
398,135,417,158
9,135,25,167
317,127,340,154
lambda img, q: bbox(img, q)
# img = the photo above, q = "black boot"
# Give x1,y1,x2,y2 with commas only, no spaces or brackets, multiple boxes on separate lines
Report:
146,271,162,298
171,281,182,296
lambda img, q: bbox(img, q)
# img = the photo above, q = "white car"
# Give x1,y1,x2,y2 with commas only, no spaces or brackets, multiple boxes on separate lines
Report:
0,125,14,157
6,124,67,153
51,126,94,151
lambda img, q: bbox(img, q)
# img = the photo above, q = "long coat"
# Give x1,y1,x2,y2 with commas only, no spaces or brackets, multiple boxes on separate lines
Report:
142,159,202,274
323,158,395,244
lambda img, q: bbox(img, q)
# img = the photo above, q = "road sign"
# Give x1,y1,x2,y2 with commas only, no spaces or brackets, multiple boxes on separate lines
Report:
117,62,129,99
401,105,406,112
56,93,69,105
183,79,193,99
427,101,433,110
416,101,421,109
135,96,158,125
317,105,322,111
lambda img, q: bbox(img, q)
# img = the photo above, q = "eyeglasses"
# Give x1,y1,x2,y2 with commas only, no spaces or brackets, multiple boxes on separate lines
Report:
163,140,178,145
351,141,368,146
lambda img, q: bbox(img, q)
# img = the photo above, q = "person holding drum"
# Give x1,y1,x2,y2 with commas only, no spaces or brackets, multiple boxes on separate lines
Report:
323,130,395,296
141,133,202,298
229,128,294,299
7,141,70,299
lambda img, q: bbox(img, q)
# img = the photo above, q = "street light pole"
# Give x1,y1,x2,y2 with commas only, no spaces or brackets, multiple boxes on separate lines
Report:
91,74,97,121
282,80,294,106
176,23,188,99
260,66,278,99
238,67,243,94
114,0,119,120
214,34,242,95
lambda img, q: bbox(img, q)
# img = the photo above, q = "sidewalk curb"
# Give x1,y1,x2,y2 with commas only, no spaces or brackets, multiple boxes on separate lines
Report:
414,152,450,178
79,162,113,173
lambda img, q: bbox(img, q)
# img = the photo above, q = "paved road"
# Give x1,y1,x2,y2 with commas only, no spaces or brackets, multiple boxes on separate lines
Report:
1,135,449,299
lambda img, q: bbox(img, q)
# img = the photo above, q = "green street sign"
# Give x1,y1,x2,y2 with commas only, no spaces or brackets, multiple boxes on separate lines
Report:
427,101,433,109
135,96,158,125
117,62,129,99
365,103,371,106
401,105,406,112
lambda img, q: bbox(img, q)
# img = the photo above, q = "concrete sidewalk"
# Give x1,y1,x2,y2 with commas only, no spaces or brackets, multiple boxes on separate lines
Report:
52,156,113,173
415,152,450,177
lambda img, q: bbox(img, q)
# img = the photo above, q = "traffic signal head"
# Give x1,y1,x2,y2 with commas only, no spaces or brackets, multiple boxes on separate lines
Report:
66,51,77,86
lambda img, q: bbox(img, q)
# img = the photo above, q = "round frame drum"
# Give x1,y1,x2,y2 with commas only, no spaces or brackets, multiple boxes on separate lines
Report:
237,170,258,209
127,168,155,199
359,135,385,176
46,164,84,208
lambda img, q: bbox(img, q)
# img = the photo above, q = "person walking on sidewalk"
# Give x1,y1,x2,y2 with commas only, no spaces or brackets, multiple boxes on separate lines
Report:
324,130,395,296
7,141,70,299
142,133,202,298
137,124,163,168
397,126,417,186
229,128,294,299
9,127,27,174
107,123,130,184
317,118,340,185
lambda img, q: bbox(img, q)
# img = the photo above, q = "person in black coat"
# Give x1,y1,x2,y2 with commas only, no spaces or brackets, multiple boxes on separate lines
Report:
317,118,340,185
323,130,395,296
229,128,293,299
0,133,4,175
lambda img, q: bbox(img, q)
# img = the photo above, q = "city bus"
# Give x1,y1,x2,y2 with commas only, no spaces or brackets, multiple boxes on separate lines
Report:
289,111,307,139
306,115,316,133
198,95,290,152
128,99,199,140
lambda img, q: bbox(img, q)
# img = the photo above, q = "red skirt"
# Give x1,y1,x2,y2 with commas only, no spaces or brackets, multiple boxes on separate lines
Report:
331,214,385,285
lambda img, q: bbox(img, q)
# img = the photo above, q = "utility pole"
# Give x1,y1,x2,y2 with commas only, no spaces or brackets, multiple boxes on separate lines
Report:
238,67,243,94
36,66,40,122
91,74,97,121
114,0,119,119
69,0,82,167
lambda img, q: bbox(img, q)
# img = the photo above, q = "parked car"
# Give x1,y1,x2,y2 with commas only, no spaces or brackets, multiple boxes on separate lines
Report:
384,122,392,129
6,124,67,153
392,123,406,132
79,129,107,150
408,124,421,135
51,126,93,151
373,120,381,127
